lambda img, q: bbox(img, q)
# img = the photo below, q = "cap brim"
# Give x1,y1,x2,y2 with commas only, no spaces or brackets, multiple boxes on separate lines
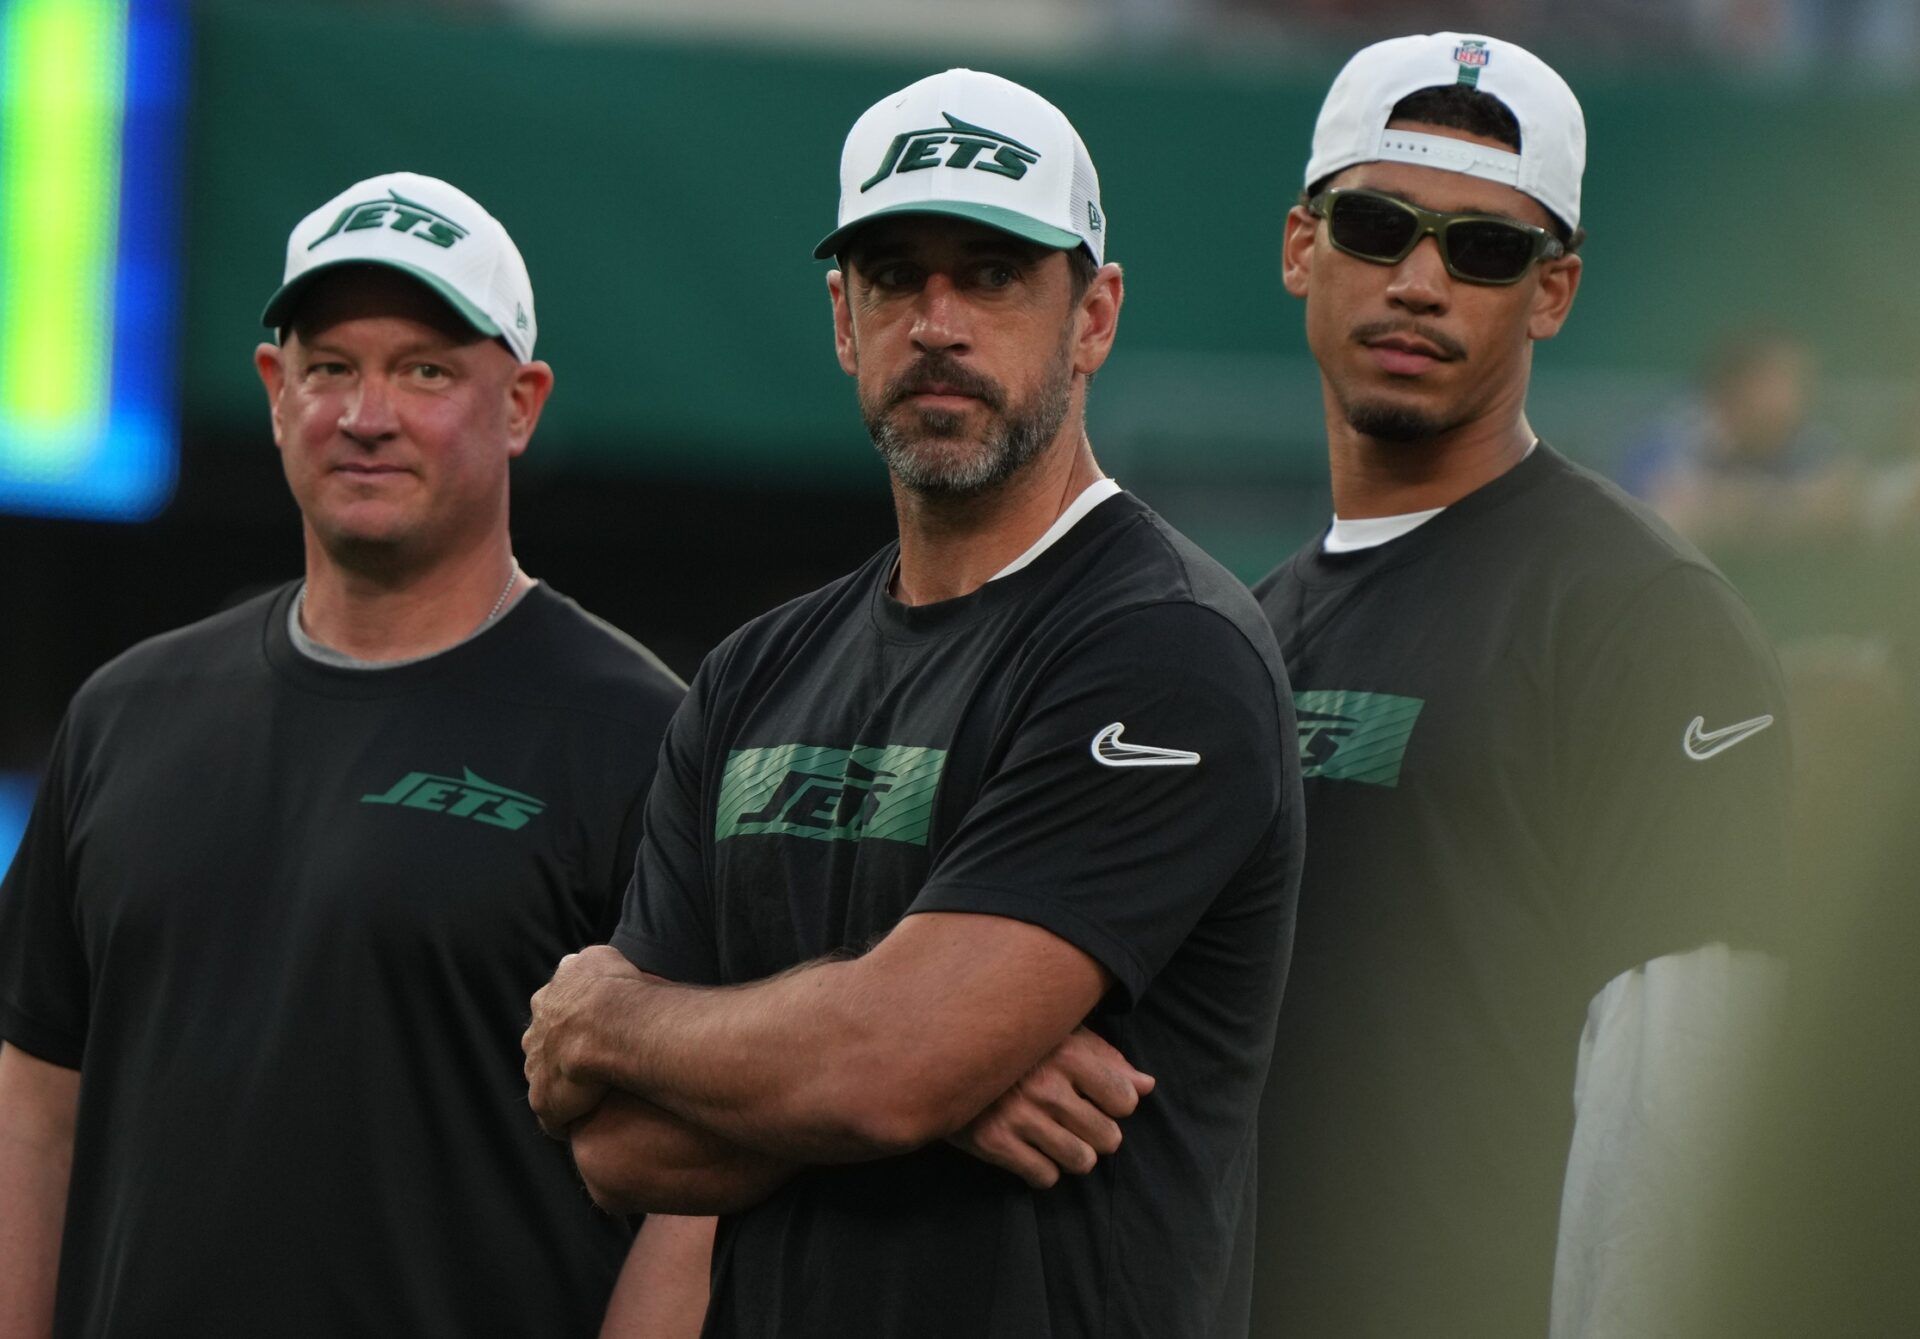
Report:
813,202,1084,260
259,259,503,340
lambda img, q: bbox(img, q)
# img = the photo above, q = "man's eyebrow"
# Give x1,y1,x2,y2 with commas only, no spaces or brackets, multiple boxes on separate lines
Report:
1366,185,1533,226
850,232,1046,264
846,237,916,270
961,237,1044,260
297,334,470,361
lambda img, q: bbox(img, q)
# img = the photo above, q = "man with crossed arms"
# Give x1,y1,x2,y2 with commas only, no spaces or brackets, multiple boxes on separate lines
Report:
525,68,1302,1338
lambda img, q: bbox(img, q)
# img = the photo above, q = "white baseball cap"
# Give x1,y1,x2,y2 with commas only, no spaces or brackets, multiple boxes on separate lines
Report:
1305,33,1585,231
814,68,1106,264
260,171,538,360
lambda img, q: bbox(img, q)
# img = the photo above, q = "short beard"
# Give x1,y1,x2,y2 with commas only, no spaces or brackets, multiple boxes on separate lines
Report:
1338,319,1471,445
1341,398,1458,443
863,330,1075,499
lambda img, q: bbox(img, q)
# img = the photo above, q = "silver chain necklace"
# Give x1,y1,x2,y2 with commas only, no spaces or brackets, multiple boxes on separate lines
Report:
485,560,522,621
298,559,522,632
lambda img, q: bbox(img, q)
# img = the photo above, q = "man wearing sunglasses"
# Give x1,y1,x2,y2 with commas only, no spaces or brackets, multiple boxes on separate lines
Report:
1251,33,1793,1339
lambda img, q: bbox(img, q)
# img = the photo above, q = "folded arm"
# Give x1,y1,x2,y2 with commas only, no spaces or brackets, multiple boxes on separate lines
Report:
569,1090,793,1217
530,912,1113,1164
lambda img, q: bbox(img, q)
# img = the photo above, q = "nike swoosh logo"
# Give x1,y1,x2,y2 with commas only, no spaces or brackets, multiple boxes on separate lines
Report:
1682,713,1775,761
1090,722,1201,768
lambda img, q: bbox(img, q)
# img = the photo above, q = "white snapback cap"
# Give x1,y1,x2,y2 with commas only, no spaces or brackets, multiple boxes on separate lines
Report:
261,171,538,360
815,68,1106,264
1305,33,1585,231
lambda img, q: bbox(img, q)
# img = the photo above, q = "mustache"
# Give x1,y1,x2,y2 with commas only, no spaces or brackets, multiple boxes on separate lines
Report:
882,354,1007,413
1349,320,1468,362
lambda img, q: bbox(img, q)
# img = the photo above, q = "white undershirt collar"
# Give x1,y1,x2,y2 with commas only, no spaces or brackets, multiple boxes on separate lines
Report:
1323,439,1537,554
1322,508,1445,554
991,477,1122,579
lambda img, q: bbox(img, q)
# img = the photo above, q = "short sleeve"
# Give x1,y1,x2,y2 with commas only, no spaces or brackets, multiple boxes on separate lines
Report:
611,672,722,986
0,728,90,1069
592,786,654,943
910,601,1291,1008
1562,564,1793,986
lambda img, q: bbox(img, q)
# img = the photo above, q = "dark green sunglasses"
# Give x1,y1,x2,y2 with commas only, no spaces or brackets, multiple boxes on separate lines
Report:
1308,187,1565,286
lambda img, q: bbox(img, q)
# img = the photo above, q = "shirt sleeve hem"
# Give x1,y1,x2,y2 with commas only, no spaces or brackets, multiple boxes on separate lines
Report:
906,882,1153,1010
608,929,720,987
0,1006,84,1070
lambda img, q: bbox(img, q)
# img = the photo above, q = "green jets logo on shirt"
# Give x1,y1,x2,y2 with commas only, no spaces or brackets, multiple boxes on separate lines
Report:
716,744,947,845
309,190,470,251
859,114,1041,192
361,767,546,830
1294,690,1425,787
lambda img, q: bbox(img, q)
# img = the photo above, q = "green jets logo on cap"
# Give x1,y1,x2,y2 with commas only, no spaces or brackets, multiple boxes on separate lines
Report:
361,767,545,830
859,113,1040,193
309,190,470,251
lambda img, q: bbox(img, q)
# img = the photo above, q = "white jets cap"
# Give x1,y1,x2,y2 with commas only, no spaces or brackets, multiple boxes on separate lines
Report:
815,68,1106,264
260,171,538,360
1305,32,1585,231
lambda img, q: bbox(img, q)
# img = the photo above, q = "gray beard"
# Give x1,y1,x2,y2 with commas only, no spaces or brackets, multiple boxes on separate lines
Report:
864,336,1074,498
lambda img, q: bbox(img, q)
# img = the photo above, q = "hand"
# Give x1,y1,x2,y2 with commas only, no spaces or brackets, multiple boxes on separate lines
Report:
523,946,643,1138
947,1027,1155,1188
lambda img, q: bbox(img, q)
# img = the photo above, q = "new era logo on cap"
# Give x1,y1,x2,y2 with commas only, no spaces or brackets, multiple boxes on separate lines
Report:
815,68,1106,264
260,171,539,361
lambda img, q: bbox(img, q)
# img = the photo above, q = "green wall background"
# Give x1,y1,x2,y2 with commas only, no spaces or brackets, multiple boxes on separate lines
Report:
185,2,1912,486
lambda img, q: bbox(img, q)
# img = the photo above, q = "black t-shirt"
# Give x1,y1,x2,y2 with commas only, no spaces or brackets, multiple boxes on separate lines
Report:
1249,446,1793,1339
0,583,684,1339
614,491,1303,1339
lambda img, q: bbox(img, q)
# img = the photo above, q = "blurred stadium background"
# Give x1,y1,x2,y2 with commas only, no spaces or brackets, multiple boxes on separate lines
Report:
2,0,1917,1330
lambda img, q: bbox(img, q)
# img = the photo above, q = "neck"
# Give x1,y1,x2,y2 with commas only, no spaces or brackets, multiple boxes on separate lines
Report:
298,532,528,661
890,429,1103,606
1324,381,1537,520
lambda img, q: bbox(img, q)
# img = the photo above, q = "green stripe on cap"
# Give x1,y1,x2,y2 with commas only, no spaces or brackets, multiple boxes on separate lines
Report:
259,259,503,340
1457,65,1481,87
813,201,1084,260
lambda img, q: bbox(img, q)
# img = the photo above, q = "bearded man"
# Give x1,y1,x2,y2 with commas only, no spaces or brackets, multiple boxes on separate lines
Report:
522,68,1303,1339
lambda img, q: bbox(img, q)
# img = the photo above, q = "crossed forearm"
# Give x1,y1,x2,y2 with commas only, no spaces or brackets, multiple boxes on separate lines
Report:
569,1091,794,1216
567,960,960,1163
532,919,1120,1186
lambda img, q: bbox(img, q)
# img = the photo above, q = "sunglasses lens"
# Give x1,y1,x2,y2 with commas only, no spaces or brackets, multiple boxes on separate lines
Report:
1444,220,1537,282
1328,193,1418,262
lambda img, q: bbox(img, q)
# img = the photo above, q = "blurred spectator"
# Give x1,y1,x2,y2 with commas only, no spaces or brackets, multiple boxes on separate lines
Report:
1861,375,1920,542
1706,0,1920,78
1619,329,1859,548
1799,0,1919,78
1687,0,1798,65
